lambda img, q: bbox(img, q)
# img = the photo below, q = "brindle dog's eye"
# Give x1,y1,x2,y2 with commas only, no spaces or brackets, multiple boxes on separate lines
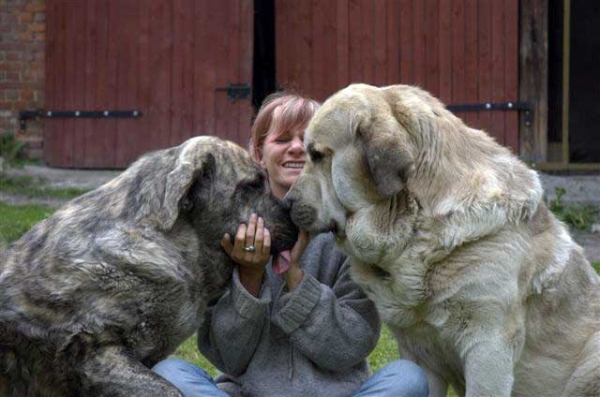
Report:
243,174,265,191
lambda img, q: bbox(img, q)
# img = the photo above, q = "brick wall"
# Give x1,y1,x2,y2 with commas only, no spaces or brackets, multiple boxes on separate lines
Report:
0,0,45,160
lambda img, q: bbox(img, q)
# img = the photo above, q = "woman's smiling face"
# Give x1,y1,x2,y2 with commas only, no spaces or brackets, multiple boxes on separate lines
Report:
259,113,306,200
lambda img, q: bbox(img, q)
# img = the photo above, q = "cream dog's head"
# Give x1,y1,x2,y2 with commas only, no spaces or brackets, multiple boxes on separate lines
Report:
287,84,542,256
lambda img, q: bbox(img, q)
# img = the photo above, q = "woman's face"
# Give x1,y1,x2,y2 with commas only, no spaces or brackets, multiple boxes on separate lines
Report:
260,121,306,200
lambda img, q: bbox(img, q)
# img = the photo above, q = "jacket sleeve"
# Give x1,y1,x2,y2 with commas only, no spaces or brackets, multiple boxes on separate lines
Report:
271,255,381,371
196,267,270,376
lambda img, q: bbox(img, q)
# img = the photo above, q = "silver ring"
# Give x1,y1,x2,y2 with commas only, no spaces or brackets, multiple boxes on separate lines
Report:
243,245,256,253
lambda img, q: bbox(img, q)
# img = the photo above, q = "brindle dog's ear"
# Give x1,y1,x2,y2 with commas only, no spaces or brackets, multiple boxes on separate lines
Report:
158,153,216,231
358,121,413,198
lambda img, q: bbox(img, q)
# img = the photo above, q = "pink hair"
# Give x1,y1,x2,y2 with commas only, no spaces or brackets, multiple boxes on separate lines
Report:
249,92,320,161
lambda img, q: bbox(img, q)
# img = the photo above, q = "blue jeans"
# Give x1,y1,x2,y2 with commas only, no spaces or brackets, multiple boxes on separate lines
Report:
152,358,429,397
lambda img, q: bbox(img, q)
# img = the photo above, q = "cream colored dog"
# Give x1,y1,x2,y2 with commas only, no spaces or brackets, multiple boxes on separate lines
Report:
287,84,600,397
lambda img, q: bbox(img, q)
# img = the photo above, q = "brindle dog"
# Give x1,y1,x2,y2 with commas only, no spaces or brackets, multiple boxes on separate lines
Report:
0,136,297,397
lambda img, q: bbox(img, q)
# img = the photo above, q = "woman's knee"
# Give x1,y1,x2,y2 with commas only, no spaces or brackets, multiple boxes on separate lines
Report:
152,357,211,382
381,359,429,397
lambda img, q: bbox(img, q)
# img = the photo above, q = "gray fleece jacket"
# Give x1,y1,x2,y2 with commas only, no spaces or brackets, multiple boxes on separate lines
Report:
197,233,381,397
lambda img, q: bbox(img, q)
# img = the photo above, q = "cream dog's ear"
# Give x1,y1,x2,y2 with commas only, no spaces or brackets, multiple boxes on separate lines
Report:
358,119,414,198
158,153,216,230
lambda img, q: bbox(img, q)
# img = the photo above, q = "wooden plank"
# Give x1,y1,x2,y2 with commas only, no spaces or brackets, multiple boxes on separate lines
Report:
70,0,87,167
214,0,231,141
490,0,506,145
477,0,492,134
84,0,109,167
312,0,326,100
373,0,387,87
83,0,97,168
504,0,519,152
451,0,466,120
275,0,290,90
464,0,479,127
361,0,375,84
519,0,548,162
321,0,338,97
237,0,254,142
137,0,152,156
296,0,312,93
412,0,426,86
399,0,414,84
170,0,185,145
148,0,172,150
54,0,68,166
225,0,241,143
336,0,350,90
386,0,400,85
102,0,119,167
438,0,452,104
178,0,194,142
424,0,440,95
348,0,363,83
43,0,58,165
115,0,140,166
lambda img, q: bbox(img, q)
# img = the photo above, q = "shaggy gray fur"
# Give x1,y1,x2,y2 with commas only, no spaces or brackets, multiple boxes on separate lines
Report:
0,136,297,397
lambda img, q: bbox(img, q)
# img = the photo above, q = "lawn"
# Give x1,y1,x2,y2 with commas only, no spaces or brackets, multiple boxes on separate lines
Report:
0,183,598,397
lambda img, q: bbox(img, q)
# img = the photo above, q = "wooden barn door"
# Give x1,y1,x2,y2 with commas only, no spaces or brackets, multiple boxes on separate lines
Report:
45,0,253,168
275,0,519,151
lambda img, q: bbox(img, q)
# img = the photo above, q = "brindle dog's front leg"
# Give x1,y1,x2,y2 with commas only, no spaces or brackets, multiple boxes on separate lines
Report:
78,345,182,397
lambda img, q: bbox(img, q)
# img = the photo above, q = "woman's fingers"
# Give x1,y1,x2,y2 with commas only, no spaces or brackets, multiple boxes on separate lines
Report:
261,227,271,257
221,233,233,254
245,213,257,248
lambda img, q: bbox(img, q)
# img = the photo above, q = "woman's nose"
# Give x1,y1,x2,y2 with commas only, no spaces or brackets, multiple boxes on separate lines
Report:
288,137,304,154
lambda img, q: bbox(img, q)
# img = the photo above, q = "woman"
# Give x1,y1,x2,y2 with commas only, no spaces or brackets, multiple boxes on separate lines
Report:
153,93,429,397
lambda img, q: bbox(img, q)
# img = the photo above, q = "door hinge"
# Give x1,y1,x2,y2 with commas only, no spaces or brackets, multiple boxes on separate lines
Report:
216,83,251,102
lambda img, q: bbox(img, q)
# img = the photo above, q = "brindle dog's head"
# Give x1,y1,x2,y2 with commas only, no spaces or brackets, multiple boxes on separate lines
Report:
145,136,298,255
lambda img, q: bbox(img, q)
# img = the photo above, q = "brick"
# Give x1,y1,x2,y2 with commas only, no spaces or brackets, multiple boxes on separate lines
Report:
18,12,33,23
29,23,44,32
25,3,45,13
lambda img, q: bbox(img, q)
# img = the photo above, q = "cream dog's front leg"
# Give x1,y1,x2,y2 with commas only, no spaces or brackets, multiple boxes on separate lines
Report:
463,337,514,397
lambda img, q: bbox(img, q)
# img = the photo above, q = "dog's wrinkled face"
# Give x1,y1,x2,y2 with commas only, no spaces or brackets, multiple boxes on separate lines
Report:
287,84,416,241
179,141,298,255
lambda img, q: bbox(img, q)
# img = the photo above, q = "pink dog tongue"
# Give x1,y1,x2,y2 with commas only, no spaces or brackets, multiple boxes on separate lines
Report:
272,250,291,275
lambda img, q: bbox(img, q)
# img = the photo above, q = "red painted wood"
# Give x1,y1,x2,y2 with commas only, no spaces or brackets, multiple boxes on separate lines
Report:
491,0,506,145
412,0,426,86
399,0,414,84
504,0,519,152
361,0,375,85
386,0,400,85
477,0,492,134
438,0,452,104
69,0,86,167
336,0,350,91
373,0,387,87
43,0,58,166
115,0,140,166
451,0,466,121
312,0,326,100
424,0,440,95
45,0,254,168
237,0,254,143
464,0,479,128
348,0,363,84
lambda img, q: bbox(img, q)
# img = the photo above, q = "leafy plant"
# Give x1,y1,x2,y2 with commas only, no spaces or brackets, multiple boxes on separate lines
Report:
548,187,599,231
0,174,90,199
0,133,27,169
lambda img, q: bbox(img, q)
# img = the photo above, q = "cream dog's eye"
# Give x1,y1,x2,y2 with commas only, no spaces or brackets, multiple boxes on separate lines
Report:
307,143,324,162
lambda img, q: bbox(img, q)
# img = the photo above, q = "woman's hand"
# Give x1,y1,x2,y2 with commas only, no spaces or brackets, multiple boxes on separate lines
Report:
221,213,271,296
283,230,310,291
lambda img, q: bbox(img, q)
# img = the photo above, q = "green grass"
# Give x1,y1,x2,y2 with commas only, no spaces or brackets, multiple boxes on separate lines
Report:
0,180,597,397
0,202,55,246
0,174,90,199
